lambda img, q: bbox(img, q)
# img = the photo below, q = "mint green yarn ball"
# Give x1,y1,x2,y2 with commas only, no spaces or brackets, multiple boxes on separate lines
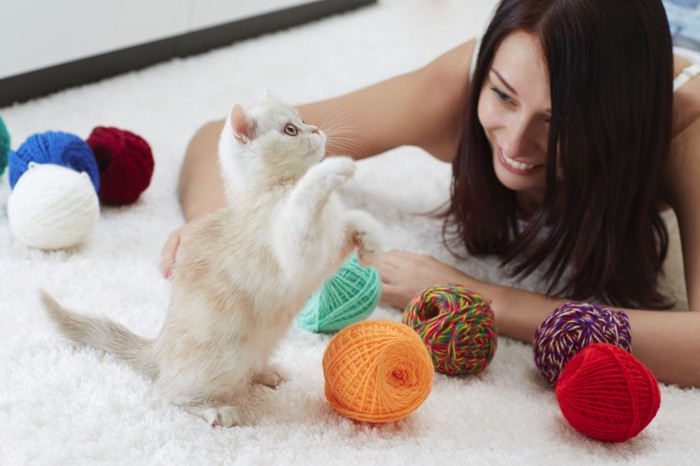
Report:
297,254,381,333
0,115,9,176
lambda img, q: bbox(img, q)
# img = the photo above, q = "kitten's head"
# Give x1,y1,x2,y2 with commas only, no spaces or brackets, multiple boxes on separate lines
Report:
219,94,326,187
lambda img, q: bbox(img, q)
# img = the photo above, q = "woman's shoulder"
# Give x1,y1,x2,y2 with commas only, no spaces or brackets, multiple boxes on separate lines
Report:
415,38,478,161
663,54,700,209
672,53,700,136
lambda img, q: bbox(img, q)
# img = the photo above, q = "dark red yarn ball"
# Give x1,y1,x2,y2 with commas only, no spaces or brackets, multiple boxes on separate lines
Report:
555,343,660,443
86,126,154,205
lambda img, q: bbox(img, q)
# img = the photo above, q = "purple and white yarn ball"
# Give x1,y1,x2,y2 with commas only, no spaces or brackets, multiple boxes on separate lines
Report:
533,302,632,385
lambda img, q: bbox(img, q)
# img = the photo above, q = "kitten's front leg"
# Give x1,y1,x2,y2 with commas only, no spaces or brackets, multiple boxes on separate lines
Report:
344,210,383,267
287,156,355,220
277,157,356,274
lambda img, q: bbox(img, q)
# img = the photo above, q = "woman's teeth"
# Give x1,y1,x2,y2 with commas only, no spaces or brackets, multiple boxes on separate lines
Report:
503,152,535,171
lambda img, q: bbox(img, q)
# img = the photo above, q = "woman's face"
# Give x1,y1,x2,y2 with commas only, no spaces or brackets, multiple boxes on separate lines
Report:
477,31,551,213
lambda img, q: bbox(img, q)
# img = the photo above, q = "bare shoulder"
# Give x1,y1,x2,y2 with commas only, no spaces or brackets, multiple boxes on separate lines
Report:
671,54,700,136
663,55,700,205
417,39,478,162
423,39,477,85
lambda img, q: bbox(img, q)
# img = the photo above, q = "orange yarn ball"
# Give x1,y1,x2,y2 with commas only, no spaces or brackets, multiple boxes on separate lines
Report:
322,320,434,423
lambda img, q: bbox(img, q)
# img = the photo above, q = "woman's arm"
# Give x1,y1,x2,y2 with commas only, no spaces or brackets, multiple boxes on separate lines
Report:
176,120,227,222
378,250,700,388
177,39,476,222
161,40,477,275
298,39,475,162
379,104,700,388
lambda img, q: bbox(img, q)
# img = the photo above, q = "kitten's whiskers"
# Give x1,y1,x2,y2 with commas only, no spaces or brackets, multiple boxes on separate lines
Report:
315,107,370,158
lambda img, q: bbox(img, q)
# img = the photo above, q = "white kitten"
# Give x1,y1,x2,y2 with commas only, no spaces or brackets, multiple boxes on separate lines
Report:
41,95,382,427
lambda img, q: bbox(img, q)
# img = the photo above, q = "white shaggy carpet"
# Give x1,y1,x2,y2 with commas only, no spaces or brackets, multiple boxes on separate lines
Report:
1,1,699,464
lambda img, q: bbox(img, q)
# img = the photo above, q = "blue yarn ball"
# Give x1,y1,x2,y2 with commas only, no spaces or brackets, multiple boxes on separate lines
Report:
9,131,99,191
296,254,381,333
0,115,9,176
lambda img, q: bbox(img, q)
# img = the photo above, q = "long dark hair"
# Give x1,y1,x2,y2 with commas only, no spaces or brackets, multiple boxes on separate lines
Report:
445,0,674,309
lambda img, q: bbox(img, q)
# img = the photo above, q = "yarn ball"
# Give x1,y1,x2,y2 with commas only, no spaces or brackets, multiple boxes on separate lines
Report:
555,343,661,442
0,115,9,176
296,254,381,333
533,302,632,386
9,131,99,191
86,126,154,205
403,284,497,376
322,320,434,423
8,163,100,249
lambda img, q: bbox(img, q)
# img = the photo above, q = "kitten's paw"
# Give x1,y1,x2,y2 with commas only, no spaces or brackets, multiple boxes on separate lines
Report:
253,366,287,389
320,156,355,187
187,405,242,427
353,230,381,267
346,211,383,267
211,406,241,427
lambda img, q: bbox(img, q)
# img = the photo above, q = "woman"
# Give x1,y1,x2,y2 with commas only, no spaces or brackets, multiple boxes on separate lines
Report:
163,0,700,387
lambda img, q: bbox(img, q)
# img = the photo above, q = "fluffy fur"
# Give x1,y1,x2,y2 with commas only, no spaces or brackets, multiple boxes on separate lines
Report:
41,95,382,427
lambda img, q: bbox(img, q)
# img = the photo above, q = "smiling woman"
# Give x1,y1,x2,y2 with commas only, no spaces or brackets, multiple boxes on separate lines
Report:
476,32,550,202
167,0,700,387
451,0,674,312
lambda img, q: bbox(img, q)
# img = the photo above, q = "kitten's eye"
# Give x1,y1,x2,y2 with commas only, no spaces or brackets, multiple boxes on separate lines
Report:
283,124,299,136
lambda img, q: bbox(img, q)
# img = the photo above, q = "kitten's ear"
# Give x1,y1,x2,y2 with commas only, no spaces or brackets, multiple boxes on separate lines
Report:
230,103,256,144
260,88,282,103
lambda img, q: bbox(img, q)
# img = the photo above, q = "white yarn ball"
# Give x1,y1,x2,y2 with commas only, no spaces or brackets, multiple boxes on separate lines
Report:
8,163,100,249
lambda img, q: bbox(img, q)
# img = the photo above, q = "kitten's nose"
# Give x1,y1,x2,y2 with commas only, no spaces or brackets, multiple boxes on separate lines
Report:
309,125,320,134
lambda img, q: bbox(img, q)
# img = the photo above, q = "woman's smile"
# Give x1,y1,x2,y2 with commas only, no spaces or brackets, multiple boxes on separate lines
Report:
497,148,542,174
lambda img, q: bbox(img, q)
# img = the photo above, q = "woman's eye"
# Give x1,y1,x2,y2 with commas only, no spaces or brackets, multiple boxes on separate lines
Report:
491,86,512,104
284,124,299,136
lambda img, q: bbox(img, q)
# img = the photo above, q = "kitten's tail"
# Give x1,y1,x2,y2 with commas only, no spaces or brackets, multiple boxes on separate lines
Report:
40,290,159,380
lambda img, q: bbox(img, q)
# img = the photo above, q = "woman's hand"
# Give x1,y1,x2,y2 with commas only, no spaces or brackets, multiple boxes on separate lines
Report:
377,250,479,309
160,221,199,279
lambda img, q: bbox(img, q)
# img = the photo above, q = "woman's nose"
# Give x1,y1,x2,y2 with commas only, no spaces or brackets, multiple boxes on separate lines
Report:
502,129,528,158
502,120,540,158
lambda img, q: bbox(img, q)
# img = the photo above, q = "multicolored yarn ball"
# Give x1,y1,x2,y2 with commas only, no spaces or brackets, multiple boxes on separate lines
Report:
86,126,154,205
0,115,9,176
296,254,381,333
322,320,434,423
402,284,497,376
8,163,100,249
555,343,661,442
8,131,99,191
533,302,632,386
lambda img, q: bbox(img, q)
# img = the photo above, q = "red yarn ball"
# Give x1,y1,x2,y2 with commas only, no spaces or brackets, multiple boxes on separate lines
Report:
86,126,154,205
555,343,660,443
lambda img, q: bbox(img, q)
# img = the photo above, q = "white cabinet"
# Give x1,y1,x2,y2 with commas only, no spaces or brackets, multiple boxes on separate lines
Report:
0,0,313,79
